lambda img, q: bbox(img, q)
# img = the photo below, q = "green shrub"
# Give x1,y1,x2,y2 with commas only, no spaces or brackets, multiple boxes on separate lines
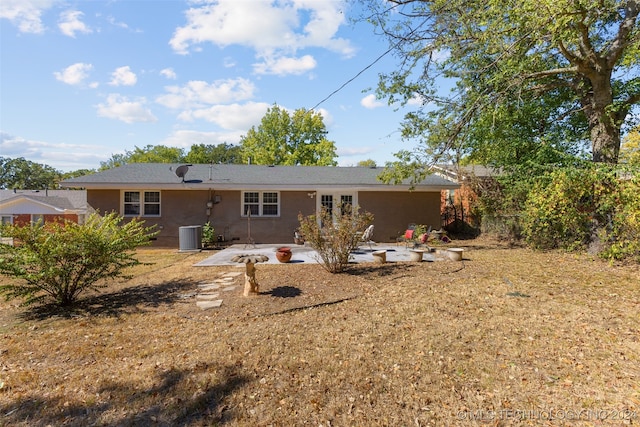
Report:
520,165,640,261
298,205,373,273
0,212,157,306
521,168,594,250
598,169,640,262
202,222,216,248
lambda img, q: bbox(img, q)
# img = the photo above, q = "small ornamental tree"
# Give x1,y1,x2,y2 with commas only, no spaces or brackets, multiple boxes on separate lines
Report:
0,212,157,306
298,204,373,273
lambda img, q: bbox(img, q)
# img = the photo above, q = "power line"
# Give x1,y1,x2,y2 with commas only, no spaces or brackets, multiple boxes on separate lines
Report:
310,6,432,111
310,45,394,111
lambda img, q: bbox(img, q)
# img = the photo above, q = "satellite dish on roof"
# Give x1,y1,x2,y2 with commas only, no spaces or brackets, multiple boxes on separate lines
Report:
175,164,190,182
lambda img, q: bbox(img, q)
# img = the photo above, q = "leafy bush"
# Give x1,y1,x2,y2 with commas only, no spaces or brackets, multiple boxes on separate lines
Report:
521,168,595,250
0,212,157,306
597,168,640,262
520,165,640,261
202,222,216,248
298,205,373,273
473,162,639,262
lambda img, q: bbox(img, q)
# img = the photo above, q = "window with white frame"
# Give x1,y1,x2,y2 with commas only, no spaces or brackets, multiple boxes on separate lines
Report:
123,191,161,217
242,191,279,217
31,214,45,225
1,215,13,226
318,192,357,225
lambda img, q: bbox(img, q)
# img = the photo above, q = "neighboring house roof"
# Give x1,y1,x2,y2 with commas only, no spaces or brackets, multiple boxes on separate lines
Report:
60,164,459,191
431,164,501,183
0,189,89,214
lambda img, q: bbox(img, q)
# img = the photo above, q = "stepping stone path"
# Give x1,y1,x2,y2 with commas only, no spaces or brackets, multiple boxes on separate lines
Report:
195,271,242,310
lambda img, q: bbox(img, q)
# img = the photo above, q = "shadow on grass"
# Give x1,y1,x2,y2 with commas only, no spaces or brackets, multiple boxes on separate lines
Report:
21,278,199,321
1,364,250,426
263,286,302,298
344,262,416,277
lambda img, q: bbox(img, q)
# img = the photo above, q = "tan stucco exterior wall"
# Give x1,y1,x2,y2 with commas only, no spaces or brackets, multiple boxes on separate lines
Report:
358,191,443,242
86,189,442,247
87,189,318,247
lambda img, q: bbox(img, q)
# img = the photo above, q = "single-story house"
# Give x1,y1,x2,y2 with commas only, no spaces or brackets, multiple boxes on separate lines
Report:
60,163,459,247
0,189,89,226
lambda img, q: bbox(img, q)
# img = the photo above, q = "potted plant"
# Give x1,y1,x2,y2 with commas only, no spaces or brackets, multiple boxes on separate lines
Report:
413,224,429,245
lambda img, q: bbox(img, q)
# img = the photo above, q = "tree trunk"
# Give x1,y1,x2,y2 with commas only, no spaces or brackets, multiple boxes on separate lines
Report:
582,73,621,164
590,118,621,164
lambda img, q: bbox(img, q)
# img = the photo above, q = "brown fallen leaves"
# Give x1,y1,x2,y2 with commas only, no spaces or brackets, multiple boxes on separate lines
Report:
1,238,638,426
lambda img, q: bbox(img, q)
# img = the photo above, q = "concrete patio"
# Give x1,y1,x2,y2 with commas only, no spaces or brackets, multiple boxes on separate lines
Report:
194,243,442,266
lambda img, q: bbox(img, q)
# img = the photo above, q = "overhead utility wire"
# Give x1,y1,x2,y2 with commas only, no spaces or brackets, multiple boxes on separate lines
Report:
309,12,431,111
309,45,394,111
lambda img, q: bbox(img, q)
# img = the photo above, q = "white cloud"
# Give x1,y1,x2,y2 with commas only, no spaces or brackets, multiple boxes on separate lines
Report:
53,62,94,86
0,132,111,172
160,129,244,148
58,10,91,37
336,146,374,156
431,48,451,63
223,57,236,68
96,94,157,124
360,94,384,109
315,108,334,127
169,0,354,75
107,15,132,31
253,54,317,76
177,101,271,130
0,0,54,34
156,78,256,109
109,66,137,86
160,68,177,79
407,93,427,106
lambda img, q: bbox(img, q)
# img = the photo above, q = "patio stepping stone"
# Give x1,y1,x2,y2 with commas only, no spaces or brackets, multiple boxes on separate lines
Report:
193,271,240,310
196,300,223,310
197,293,220,300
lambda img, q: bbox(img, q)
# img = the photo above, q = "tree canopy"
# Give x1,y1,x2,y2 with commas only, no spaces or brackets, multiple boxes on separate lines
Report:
99,143,242,170
184,143,242,164
239,105,338,166
357,159,378,167
0,157,62,190
361,0,639,172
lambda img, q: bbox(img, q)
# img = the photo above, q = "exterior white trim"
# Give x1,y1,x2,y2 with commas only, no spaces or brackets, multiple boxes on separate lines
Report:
62,183,458,192
240,190,281,218
120,190,162,218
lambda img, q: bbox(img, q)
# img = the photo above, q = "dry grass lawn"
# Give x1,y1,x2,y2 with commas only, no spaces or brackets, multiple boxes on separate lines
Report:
1,238,639,426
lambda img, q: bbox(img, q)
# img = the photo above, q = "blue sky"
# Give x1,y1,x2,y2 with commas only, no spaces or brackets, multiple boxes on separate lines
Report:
0,0,425,172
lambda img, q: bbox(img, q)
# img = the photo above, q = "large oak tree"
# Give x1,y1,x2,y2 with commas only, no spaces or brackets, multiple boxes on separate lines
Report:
239,105,338,166
361,0,639,168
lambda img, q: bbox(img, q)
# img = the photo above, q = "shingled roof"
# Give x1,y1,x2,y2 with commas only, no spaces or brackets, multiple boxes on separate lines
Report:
60,164,459,191
0,189,87,211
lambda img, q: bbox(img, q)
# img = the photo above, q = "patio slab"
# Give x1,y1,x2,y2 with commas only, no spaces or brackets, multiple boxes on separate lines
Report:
194,243,440,266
